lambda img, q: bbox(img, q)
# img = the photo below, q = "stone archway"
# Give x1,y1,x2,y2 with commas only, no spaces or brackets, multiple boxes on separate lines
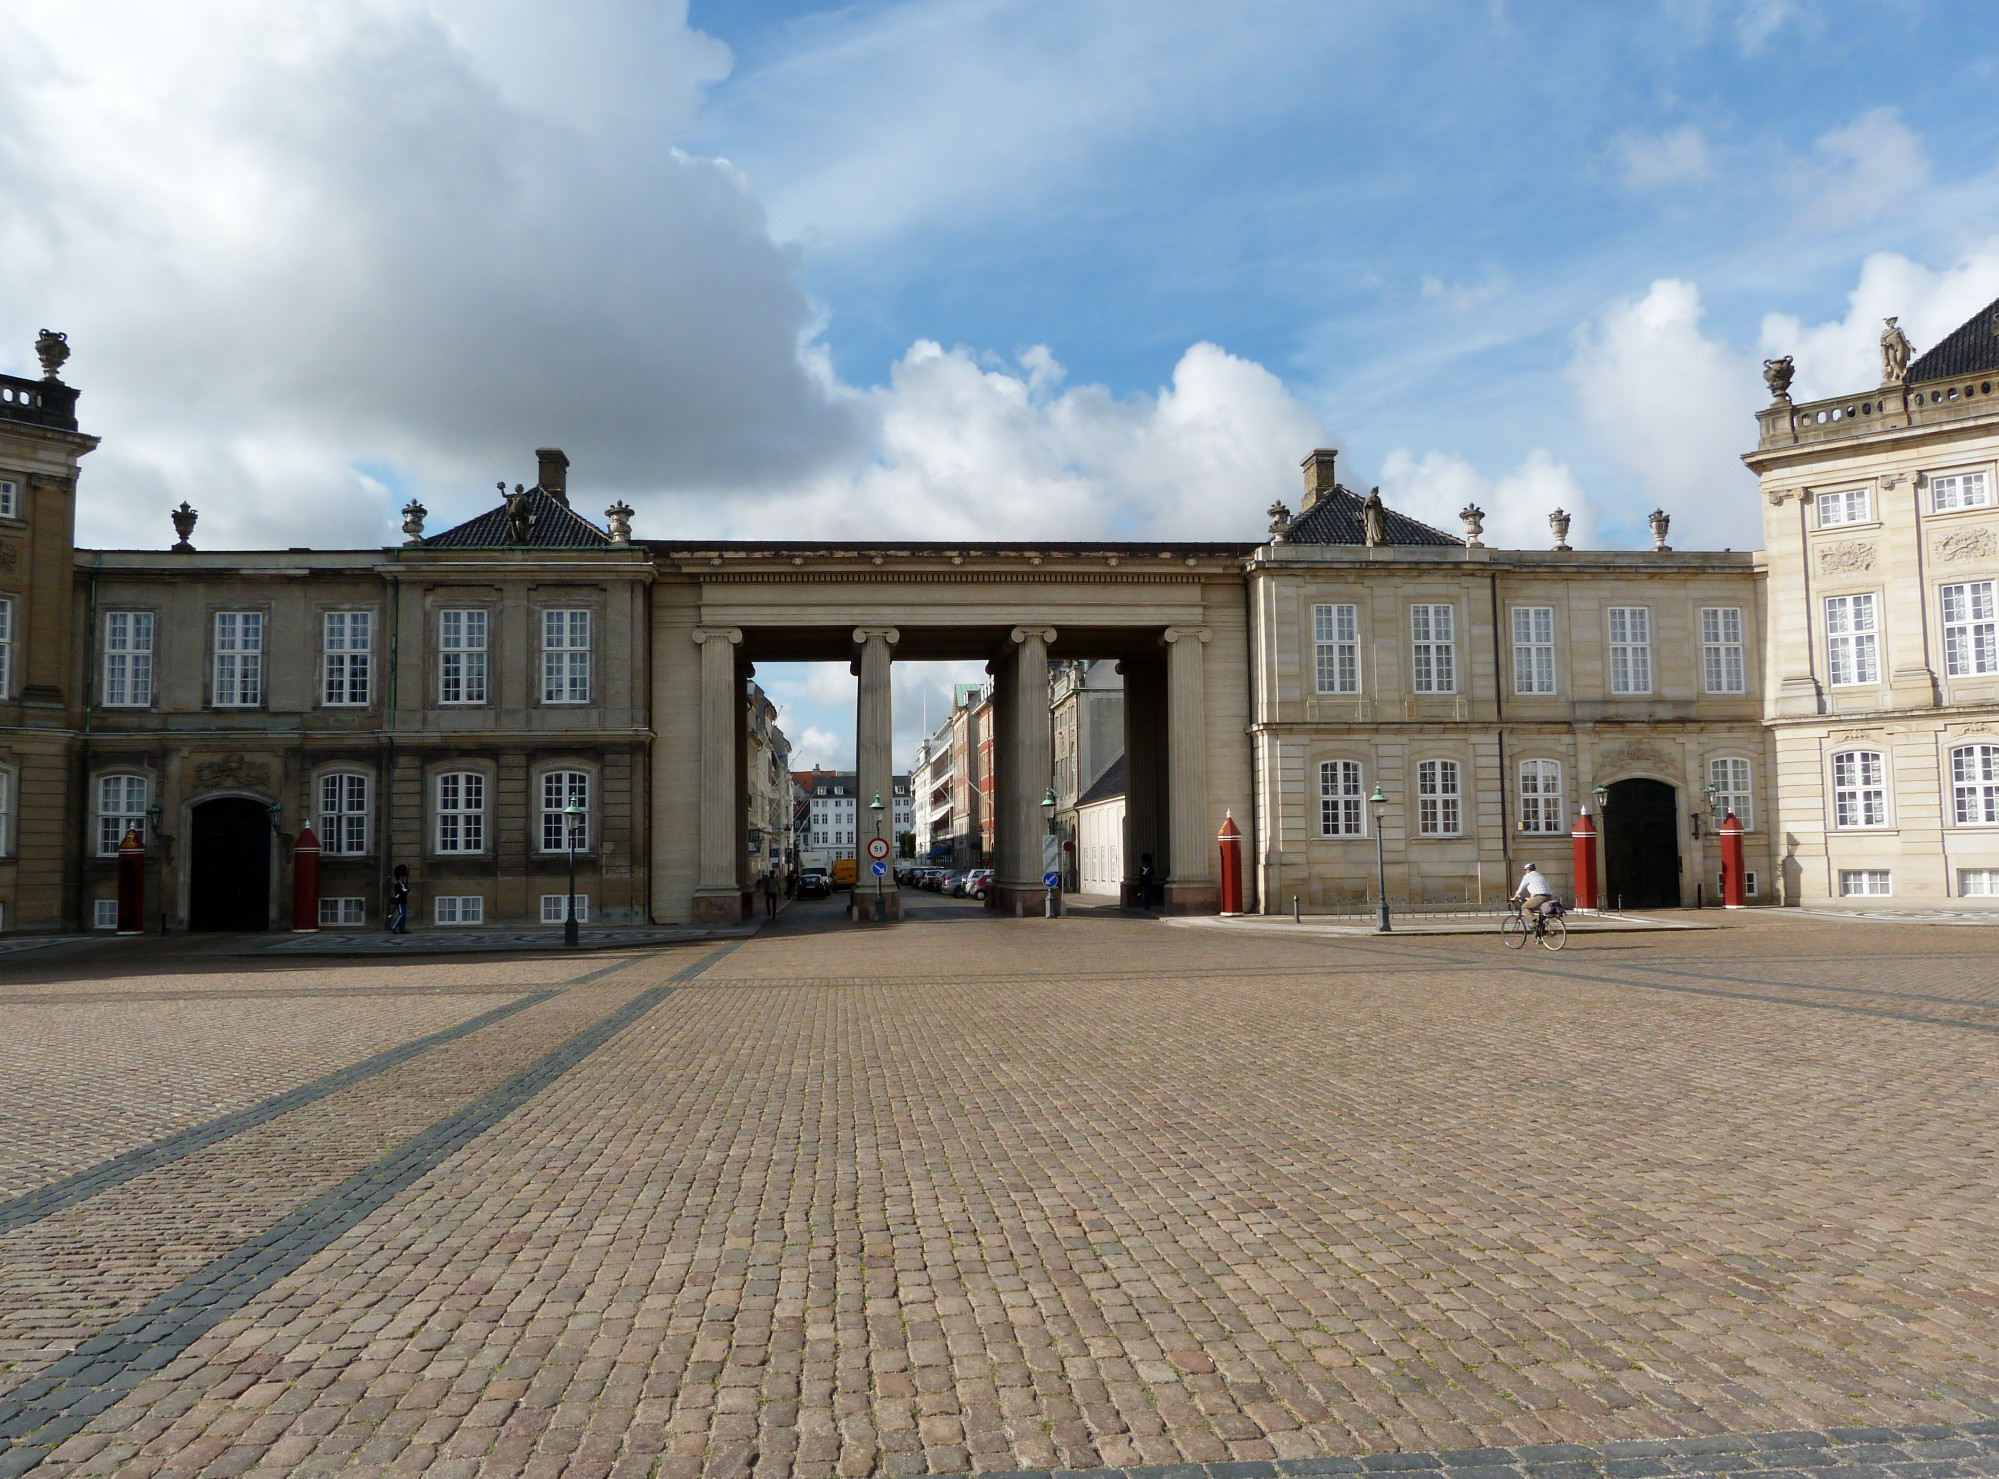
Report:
1602,777,1680,910
188,796,272,930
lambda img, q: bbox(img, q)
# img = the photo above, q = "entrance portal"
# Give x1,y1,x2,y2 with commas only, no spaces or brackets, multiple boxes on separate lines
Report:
1602,778,1680,909
188,798,271,930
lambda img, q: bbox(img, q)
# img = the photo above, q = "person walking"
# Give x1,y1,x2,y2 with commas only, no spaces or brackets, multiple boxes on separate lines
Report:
387,864,410,934
764,870,779,918
1138,853,1156,911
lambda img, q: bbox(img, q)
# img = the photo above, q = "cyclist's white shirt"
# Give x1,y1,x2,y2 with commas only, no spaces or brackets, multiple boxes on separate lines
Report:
1517,871,1553,899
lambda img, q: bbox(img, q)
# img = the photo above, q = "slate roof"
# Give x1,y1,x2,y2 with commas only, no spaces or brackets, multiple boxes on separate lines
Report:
1907,295,1999,384
1076,754,1126,808
424,487,612,549
1281,485,1458,547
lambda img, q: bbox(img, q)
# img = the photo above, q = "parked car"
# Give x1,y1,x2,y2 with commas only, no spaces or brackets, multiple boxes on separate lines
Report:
965,868,994,902
797,870,831,899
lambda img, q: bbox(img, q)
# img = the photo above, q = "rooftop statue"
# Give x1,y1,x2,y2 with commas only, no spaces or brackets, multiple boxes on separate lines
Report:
1362,488,1387,548
1880,317,1912,385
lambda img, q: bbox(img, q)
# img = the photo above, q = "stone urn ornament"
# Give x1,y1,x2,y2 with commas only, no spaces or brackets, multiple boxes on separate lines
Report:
1761,355,1795,402
1549,507,1572,551
170,501,198,552
606,501,634,545
1459,503,1485,548
35,330,69,381
1266,500,1291,541
1649,508,1671,552
401,499,427,546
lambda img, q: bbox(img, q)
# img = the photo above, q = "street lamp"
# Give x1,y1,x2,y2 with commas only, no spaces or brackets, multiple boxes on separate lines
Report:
562,798,586,946
1041,786,1059,918
1592,783,1609,814
869,792,886,923
1369,784,1391,933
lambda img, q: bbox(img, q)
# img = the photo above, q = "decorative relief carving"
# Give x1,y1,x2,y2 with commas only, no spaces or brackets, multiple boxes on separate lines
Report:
1817,540,1876,573
1594,741,1672,776
0,539,19,572
195,754,272,794
1935,526,1998,563
1833,730,1878,743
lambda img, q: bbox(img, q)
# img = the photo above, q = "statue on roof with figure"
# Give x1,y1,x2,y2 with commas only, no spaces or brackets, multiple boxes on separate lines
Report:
1880,317,1913,386
1361,487,1387,547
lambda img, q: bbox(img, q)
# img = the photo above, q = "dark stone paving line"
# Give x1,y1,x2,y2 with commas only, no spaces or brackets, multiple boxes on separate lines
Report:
0,989,561,1237
0,972,704,1475
944,1423,1999,1479
0,985,553,1008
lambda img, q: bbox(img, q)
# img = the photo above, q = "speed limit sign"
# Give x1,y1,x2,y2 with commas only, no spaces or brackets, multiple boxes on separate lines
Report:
865,836,891,862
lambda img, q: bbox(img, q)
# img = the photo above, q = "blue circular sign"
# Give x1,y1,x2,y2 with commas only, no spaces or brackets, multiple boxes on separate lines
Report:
1042,871,1060,888
871,860,888,877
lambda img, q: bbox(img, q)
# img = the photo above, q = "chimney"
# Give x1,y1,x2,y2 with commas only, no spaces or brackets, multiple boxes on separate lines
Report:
536,447,570,505
1301,448,1338,510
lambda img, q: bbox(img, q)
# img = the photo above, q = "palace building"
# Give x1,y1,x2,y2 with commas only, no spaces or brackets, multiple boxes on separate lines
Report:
4,299,1999,932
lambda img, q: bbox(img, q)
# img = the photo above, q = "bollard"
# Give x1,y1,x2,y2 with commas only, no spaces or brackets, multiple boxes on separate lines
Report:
1719,811,1746,908
1293,895,1300,924
1217,812,1243,915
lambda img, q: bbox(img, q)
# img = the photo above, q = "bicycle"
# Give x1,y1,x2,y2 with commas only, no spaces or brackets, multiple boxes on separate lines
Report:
1500,898,1567,951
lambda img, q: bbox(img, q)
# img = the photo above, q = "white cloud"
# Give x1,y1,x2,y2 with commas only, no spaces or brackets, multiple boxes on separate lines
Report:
1783,107,1930,228
1616,125,1711,191
1420,268,1509,314
1567,278,1763,549
1759,243,1999,401
1378,447,1594,552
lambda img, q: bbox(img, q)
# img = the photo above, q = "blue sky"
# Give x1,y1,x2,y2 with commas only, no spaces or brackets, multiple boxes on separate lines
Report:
4,2,1999,767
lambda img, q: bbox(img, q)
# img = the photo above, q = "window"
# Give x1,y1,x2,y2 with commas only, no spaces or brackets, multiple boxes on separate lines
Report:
318,773,370,855
1417,759,1461,836
93,899,120,930
1512,607,1555,695
212,611,263,707
1318,760,1363,837
0,768,10,855
1313,604,1359,694
1518,759,1562,833
319,897,367,926
1951,744,1999,825
322,611,372,706
1832,751,1887,829
1941,582,1998,678
102,611,154,707
435,895,485,925
1710,757,1753,831
1959,869,1999,896
439,609,488,705
1838,869,1891,897
1931,471,1992,511
1825,594,1879,686
1607,607,1652,695
542,609,591,704
1410,605,1455,694
0,479,15,518
436,772,485,853
541,770,590,851
1817,488,1870,527
1744,870,1759,899
1701,608,1746,694
97,774,148,855
0,598,11,700
541,894,590,924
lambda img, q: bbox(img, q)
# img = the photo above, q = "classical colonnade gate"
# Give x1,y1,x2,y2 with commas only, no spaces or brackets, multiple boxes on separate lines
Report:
650,542,1256,925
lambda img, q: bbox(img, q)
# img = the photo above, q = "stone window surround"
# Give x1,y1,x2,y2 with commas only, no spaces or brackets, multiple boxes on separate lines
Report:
1605,604,1654,697
92,768,154,857
306,761,378,858
1308,751,1368,840
1813,483,1877,531
1706,753,1757,832
206,602,272,711
1945,736,1999,829
1822,587,1885,689
97,605,160,711
429,596,497,708
1509,604,1560,698
1408,600,1458,696
1827,745,1893,832
1515,755,1565,834
0,472,21,522
532,592,605,710
1309,598,1362,697
0,759,15,858
1920,462,1997,516
425,758,497,859
1413,754,1466,838
315,604,382,711
531,759,600,857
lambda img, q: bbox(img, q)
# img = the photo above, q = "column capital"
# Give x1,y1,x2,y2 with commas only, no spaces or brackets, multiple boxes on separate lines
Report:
691,627,742,646
851,627,901,646
1161,626,1211,645
1010,626,1057,645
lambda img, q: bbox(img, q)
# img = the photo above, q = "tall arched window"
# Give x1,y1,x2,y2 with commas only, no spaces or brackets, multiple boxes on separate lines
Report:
541,770,591,852
1518,759,1562,833
435,772,486,853
1319,760,1362,836
1417,759,1461,836
317,772,371,855
1950,744,1999,825
1831,751,1886,829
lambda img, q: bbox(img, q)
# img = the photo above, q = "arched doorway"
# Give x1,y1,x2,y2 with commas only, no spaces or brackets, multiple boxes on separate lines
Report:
189,798,272,931
1602,778,1680,909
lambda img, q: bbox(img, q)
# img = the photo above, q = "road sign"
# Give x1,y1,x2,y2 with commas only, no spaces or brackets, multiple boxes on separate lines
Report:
1042,833,1061,873
1042,871,1060,889
872,860,888,878
866,836,890,861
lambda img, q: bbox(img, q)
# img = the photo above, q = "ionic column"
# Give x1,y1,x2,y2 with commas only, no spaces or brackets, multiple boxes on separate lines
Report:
853,628,901,921
693,627,743,924
999,627,1055,910
1163,626,1216,913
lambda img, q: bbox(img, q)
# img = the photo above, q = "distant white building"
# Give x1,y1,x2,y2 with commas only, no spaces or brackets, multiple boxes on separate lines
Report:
800,770,912,872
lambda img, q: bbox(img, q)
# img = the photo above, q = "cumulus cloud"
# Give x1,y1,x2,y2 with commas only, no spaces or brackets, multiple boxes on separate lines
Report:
1616,125,1711,191
1568,278,1763,549
1378,448,1594,552
1759,243,1999,401
1783,107,1930,228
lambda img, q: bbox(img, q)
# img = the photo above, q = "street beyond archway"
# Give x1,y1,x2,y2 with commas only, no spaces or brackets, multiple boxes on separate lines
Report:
0,911,1994,1477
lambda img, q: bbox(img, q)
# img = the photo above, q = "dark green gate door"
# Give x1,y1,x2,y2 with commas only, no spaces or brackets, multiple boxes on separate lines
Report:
1603,778,1680,909
189,798,271,931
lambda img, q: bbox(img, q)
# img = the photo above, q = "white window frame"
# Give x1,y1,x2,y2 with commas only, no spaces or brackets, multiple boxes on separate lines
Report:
1831,750,1887,829
0,597,11,701
434,895,486,925
1930,471,1992,512
541,894,590,924
1950,743,1999,826
1825,594,1880,687
1511,607,1555,696
438,609,489,706
1941,581,1998,679
1416,758,1461,837
0,478,16,519
1701,608,1746,695
1709,757,1753,831
1838,869,1891,898
1957,868,1999,897
1410,605,1456,695
93,899,120,930
97,773,149,856
1817,488,1871,527
1518,759,1562,834
541,609,592,705
1607,607,1652,695
0,767,11,856
322,611,372,707
1318,759,1363,837
211,611,264,708
102,611,155,708
317,772,371,856
435,771,486,854
540,770,591,853
319,897,367,927
1313,604,1359,695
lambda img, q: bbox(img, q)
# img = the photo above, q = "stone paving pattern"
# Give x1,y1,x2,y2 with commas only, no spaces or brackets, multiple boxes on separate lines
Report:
0,907,1992,1477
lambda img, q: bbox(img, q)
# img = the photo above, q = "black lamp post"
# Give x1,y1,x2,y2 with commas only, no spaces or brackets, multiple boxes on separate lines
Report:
869,792,885,922
563,798,585,946
1041,786,1059,917
1369,784,1391,933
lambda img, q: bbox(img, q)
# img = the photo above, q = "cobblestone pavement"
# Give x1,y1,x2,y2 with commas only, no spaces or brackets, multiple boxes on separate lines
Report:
0,906,1994,1479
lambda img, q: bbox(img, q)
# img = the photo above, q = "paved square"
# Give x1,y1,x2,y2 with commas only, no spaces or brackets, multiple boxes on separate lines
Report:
0,906,1995,1479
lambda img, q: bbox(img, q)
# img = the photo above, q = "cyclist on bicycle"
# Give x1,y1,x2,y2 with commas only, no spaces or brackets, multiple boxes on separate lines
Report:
1512,862,1560,927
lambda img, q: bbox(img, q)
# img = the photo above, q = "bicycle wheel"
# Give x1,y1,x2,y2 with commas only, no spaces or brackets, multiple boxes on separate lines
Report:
1500,913,1527,950
1539,914,1567,951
